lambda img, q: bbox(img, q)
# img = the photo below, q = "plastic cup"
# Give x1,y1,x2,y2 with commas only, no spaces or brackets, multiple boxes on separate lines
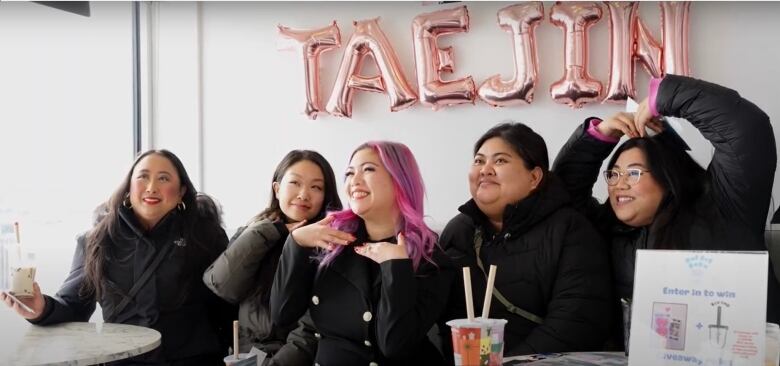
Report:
447,317,507,366
621,298,632,355
767,323,779,366
9,266,35,297
223,353,257,366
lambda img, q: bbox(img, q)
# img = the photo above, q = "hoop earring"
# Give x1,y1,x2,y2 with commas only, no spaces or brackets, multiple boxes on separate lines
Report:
177,201,186,211
122,194,132,208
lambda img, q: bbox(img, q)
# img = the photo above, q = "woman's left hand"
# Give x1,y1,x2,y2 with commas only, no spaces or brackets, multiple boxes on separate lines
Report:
635,97,664,137
355,233,409,263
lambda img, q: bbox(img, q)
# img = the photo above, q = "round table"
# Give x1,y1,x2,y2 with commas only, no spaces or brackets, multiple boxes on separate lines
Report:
503,351,627,365
2,321,161,366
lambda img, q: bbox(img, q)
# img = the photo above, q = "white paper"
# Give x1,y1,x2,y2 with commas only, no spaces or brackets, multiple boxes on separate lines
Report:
626,97,639,113
628,250,768,366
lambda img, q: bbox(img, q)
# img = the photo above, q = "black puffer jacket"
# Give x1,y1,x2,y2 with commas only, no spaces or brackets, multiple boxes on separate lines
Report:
31,204,236,365
438,176,613,356
553,74,780,323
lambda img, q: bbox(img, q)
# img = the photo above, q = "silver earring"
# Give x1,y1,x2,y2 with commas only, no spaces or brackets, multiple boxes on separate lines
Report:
177,201,186,211
122,194,132,208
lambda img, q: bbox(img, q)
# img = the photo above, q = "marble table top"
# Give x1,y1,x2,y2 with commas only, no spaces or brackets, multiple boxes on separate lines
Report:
2,321,161,366
503,352,627,365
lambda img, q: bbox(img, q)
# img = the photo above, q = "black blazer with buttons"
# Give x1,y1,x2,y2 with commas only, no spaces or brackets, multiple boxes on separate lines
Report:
271,223,456,366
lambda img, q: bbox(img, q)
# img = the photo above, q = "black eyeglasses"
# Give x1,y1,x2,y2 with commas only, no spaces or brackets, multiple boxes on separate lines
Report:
603,168,651,186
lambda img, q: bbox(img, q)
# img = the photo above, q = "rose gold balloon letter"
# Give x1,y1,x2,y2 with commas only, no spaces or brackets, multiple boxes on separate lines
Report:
604,2,691,103
549,2,603,108
326,18,418,118
478,2,544,107
412,5,476,110
278,22,341,120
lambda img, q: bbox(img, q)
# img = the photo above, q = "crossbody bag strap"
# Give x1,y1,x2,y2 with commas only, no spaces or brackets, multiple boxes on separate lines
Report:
106,241,175,323
473,227,544,325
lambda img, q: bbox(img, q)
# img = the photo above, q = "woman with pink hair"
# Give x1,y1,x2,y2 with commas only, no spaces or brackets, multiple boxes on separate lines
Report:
271,141,455,366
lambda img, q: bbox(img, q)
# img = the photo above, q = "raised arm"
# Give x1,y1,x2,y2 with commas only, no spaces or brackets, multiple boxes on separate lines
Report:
552,118,619,221
652,75,776,232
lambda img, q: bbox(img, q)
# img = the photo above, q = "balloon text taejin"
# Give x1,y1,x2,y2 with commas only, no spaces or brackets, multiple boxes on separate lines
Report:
278,1,691,119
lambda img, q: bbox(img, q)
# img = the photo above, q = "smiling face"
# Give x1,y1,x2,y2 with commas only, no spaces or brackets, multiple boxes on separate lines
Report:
608,147,665,227
273,160,326,223
128,153,186,230
344,148,398,223
468,137,542,226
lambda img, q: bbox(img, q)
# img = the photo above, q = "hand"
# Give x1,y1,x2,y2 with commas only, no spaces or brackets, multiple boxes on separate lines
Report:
634,98,664,137
290,215,355,250
596,112,640,139
355,232,409,264
1,282,45,320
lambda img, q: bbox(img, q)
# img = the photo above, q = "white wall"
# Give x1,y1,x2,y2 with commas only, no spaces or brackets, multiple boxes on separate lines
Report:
145,1,780,231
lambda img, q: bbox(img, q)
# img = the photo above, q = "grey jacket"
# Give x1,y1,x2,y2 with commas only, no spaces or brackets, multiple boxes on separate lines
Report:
203,219,317,366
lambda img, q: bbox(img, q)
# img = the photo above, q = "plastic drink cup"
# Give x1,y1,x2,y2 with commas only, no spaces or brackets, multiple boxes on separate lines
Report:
223,353,257,366
447,317,507,366
9,266,35,298
621,298,632,355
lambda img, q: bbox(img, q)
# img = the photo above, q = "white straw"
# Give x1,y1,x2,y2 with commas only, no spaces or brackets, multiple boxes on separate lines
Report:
13,222,22,264
463,267,475,321
14,222,20,244
481,265,497,318
233,320,239,359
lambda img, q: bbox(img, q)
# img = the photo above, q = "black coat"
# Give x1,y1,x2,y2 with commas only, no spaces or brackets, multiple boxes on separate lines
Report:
271,223,456,366
31,205,236,365
438,176,614,356
203,219,316,366
552,74,780,323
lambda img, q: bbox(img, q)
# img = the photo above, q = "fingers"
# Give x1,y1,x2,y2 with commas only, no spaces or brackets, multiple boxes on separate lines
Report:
12,301,30,318
354,243,379,261
635,98,654,137
616,112,639,138
623,113,640,138
318,215,335,225
1,292,14,308
2,291,36,318
607,112,638,138
315,241,336,251
322,228,355,245
646,119,664,134
397,232,406,247
325,233,352,246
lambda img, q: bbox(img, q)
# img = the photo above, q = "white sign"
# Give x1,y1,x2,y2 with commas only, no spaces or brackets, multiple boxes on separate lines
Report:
629,250,768,366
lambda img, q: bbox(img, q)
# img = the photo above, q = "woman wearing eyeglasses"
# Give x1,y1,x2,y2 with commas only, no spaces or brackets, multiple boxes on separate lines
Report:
553,74,780,330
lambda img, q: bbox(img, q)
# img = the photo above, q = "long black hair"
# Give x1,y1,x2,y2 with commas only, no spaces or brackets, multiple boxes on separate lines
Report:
251,149,342,224
606,135,709,248
248,150,342,304
82,149,222,299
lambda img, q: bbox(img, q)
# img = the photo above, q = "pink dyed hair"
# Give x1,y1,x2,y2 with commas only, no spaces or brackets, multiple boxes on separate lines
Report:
318,141,438,271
